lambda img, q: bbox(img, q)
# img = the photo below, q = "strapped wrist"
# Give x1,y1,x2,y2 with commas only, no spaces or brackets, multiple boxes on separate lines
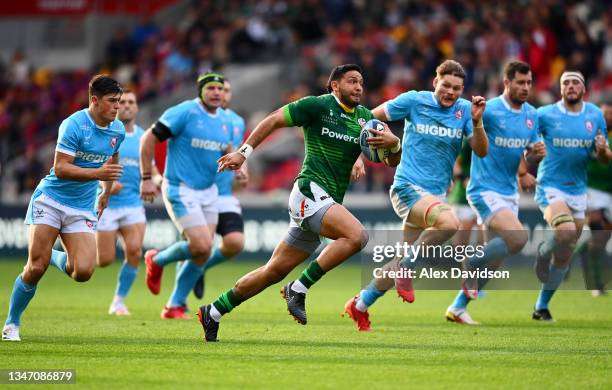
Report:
237,144,254,159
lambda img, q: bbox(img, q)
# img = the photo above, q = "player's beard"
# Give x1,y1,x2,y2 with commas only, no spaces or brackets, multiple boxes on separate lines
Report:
564,90,584,106
509,89,528,106
338,88,360,108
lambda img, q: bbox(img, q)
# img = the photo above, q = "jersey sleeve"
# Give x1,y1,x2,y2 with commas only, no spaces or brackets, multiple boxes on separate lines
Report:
463,101,474,139
536,107,547,137
56,119,80,156
158,103,188,136
283,96,320,127
384,90,417,121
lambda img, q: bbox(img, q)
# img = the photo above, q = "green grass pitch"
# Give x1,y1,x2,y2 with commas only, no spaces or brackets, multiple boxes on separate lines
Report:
0,259,610,389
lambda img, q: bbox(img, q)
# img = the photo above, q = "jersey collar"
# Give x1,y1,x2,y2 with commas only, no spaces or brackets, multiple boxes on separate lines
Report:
556,100,585,116
85,109,111,129
500,94,522,114
331,93,355,113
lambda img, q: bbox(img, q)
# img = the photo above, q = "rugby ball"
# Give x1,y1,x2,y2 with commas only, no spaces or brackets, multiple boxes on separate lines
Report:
359,119,389,163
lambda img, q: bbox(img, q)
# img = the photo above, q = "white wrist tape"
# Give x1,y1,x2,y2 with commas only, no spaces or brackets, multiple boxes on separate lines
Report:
237,144,254,159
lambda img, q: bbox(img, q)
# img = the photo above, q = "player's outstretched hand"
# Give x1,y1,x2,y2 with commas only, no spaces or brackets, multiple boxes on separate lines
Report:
218,152,246,172
97,164,123,181
519,172,537,192
366,122,400,149
140,180,159,203
471,96,486,124
351,156,366,181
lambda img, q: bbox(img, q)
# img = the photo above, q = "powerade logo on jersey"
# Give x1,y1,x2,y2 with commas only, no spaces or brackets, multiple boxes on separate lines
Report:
415,123,463,139
119,157,139,167
321,127,359,144
552,138,593,148
75,151,111,163
494,137,530,148
190,138,228,151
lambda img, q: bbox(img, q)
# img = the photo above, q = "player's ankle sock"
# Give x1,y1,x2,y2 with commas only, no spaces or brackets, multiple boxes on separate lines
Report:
356,282,385,311
450,289,471,309
399,246,420,269
296,260,326,290
168,260,204,307
468,237,509,268
535,264,568,310
115,262,138,298
539,236,557,259
211,288,245,320
203,247,230,272
50,249,68,275
5,275,37,327
153,241,191,267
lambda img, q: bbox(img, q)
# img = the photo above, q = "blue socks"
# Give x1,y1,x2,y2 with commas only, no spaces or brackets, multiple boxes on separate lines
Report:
535,264,568,310
469,237,509,268
357,281,386,309
203,247,230,272
50,249,68,275
5,275,37,326
168,260,205,307
153,241,191,267
450,289,471,309
538,236,557,259
115,262,138,298
398,248,421,269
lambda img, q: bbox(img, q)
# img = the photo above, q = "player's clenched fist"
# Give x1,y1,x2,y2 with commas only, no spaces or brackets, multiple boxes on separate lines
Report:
531,141,546,159
97,163,123,181
471,96,486,125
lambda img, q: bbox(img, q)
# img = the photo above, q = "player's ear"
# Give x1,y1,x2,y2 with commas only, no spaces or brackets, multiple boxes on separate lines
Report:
432,77,438,89
503,78,510,89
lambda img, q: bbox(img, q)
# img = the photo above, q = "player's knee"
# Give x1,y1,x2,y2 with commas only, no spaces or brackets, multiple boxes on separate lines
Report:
72,266,95,282
505,230,528,254
189,241,212,260
223,236,244,257
125,246,142,262
346,227,368,252
434,215,460,237
555,226,578,247
24,259,48,279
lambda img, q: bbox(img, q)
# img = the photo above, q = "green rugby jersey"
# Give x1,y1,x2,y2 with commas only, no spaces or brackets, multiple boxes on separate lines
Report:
586,132,612,194
283,94,373,203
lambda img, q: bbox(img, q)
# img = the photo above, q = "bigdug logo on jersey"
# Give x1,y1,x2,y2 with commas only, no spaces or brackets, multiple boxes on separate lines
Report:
75,151,112,163
415,123,463,138
552,138,593,148
494,137,530,148
190,138,229,151
321,127,359,144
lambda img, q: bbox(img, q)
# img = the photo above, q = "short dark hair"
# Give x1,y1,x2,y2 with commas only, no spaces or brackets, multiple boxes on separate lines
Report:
326,64,362,93
503,61,531,81
89,75,122,99
435,60,465,79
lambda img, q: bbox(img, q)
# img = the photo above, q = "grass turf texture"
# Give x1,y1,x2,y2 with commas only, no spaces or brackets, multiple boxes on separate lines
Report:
0,259,610,389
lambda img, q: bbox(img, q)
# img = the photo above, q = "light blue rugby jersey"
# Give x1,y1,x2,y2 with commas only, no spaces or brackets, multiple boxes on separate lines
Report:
159,98,232,190
215,108,246,196
536,101,607,195
107,125,144,208
467,95,539,196
37,109,125,211
385,90,473,195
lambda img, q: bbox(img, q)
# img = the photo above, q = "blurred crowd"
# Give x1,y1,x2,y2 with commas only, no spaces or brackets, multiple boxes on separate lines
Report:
0,0,610,198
